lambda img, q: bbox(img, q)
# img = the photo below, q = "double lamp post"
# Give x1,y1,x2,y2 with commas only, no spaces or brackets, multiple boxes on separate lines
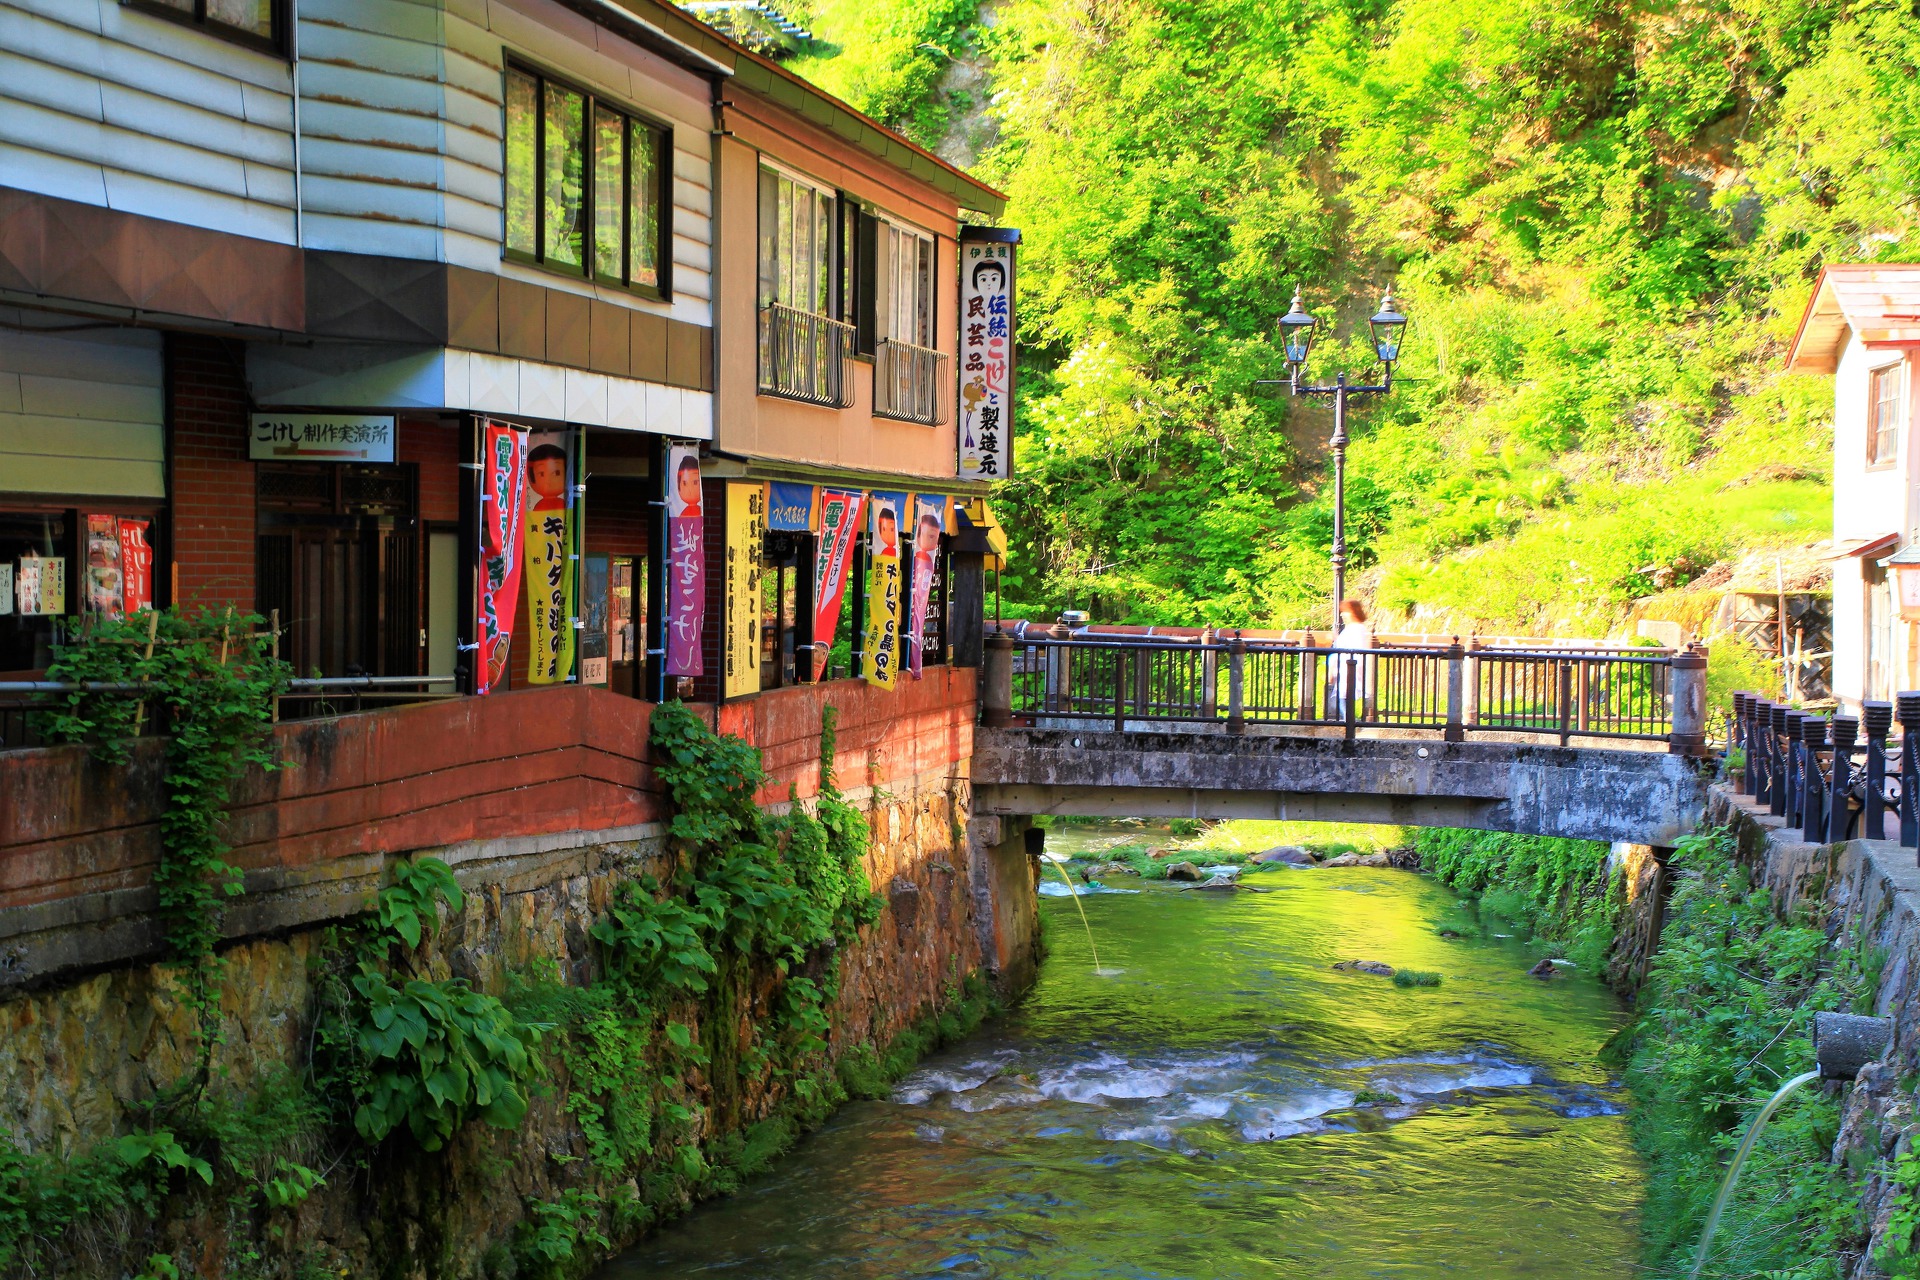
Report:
1257,288,1409,630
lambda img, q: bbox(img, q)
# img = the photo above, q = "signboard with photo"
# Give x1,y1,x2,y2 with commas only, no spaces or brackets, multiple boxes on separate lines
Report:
957,230,1018,481
523,428,577,685
476,420,528,695
863,490,907,689
665,443,706,677
810,489,865,681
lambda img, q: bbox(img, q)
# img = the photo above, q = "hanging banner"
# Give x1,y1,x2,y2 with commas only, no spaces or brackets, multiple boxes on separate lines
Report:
16,552,62,617
724,482,765,699
810,488,865,681
766,482,817,533
0,564,12,616
957,229,1018,481
523,429,577,685
665,443,706,678
84,515,124,618
907,494,948,676
864,491,907,689
118,519,153,614
477,421,528,695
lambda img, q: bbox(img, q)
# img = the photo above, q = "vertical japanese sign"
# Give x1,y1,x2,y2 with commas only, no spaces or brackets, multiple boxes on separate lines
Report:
665,443,706,678
958,230,1018,481
84,515,124,618
811,489,865,681
864,491,906,689
523,429,576,685
15,554,60,616
724,482,765,699
118,519,153,614
907,494,947,676
477,420,528,695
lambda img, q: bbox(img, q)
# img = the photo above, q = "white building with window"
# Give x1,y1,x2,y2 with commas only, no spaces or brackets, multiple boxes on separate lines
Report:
1787,265,1920,709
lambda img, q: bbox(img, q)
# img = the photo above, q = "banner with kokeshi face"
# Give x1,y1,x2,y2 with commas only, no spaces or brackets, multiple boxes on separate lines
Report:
863,490,907,689
118,519,153,614
477,421,528,695
724,481,764,699
810,488,865,681
907,493,947,675
523,428,576,685
665,443,706,678
957,231,1017,481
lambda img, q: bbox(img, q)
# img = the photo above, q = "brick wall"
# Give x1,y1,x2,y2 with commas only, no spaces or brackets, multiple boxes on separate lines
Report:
166,334,255,609
401,417,460,525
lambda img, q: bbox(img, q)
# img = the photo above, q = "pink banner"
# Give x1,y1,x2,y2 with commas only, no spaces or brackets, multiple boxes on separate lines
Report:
477,421,528,695
118,519,153,614
907,494,946,675
665,443,705,678
811,488,866,681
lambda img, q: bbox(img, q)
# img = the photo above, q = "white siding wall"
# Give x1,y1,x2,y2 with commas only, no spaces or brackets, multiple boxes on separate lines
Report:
0,318,164,498
1831,332,1915,707
0,0,715,327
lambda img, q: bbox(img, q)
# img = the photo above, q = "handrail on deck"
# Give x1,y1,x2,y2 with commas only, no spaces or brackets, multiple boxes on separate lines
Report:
758,303,856,408
980,630,1708,754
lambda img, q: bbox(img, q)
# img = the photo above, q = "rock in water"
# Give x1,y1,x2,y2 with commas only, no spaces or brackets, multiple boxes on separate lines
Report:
1193,874,1239,891
1253,846,1316,866
1332,960,1396,977
1527,958,1560,980
1165,861,1204,882
1090,860,1140,877
1323,853,1362,868
1325,852,1393,868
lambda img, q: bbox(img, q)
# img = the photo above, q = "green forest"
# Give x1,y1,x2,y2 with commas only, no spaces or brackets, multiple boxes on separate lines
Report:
779,0,1920,644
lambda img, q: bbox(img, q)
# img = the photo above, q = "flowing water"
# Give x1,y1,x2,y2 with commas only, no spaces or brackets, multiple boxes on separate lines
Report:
599,829,1644,1279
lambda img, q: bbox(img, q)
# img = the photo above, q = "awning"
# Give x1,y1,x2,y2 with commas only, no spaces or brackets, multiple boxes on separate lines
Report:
1820,533,1900,560
956,498,1009,570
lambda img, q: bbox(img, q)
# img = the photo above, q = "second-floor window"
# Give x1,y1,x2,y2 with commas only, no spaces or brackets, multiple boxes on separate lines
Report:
504,65,670,296
881,222,934,348
757,167,837,316
1870,362,1904,468
128,0,281,51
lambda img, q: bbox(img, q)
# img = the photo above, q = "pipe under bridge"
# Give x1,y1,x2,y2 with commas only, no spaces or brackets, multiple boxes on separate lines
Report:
970,628,1711,847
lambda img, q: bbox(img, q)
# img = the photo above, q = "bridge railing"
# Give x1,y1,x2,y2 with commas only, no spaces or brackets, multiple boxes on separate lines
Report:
985,632,1707,753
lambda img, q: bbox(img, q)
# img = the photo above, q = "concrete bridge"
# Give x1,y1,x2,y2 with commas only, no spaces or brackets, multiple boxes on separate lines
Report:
971,628,1711,847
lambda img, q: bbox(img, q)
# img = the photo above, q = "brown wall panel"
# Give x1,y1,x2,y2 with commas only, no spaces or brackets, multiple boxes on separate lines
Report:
498,278,546,360
589,300,630,377
546,289,590,368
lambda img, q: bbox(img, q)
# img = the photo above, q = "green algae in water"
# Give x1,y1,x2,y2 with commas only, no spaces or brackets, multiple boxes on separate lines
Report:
596,858,1642,1280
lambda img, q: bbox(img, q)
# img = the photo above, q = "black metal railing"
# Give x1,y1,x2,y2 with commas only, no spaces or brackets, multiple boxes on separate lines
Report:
993,633,1698,747
873,337,950,425
758,303,855,408
1729,690,1920,848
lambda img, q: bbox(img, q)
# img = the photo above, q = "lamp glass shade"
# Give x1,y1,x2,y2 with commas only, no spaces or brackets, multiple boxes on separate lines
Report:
1279,291,1316,368
1897,562,1920,621
1370,290,1408,364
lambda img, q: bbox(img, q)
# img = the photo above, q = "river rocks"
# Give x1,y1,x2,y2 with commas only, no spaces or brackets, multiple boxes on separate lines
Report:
1253,846,1317,866
1165,862,1204,882
1323,852,1391,868
1089,861,1140,877
1527,958,1560,980
1333,960,1396,977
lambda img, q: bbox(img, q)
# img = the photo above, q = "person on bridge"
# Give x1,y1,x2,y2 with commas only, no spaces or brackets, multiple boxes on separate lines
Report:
1333,598,1374,721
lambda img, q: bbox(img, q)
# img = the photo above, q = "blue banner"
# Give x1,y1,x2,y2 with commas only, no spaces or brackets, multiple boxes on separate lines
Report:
767,482,816,532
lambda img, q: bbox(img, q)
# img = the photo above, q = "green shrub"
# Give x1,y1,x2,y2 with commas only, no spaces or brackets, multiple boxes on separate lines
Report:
1391,970,1442,988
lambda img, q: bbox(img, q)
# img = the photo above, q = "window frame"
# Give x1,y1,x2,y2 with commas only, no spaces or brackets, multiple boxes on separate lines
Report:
756,161,842,320
1868,360,1905,471
877,218,937,350
502,59,674,302
124,0,285,55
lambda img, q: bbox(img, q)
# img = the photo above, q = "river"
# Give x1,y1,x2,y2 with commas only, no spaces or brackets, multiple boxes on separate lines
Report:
598,825,1645,1279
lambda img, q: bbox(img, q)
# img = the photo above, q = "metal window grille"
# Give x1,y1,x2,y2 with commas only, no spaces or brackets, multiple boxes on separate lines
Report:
758,303,855,407
874,338,950,425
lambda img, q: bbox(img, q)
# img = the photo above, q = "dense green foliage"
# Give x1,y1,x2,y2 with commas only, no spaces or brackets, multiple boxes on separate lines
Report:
1417,828,1620,969
775,0,1920,635
1617,827,1872,1277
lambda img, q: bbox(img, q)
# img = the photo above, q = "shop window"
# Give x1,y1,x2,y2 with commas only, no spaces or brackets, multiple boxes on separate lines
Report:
0,511,70,675
1869,363,1904,469
504,63,670,296
757,166,854,406
761,531,808,688
125,0,282,53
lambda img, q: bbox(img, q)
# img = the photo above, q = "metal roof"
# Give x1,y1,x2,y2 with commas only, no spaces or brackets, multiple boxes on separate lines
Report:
1786,265,1920,373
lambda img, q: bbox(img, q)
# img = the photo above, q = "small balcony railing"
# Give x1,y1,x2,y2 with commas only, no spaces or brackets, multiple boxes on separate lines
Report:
758,303,855,408
874,337,950,426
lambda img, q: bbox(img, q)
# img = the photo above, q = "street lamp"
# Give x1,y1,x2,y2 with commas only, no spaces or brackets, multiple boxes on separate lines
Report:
1261,286,1409,630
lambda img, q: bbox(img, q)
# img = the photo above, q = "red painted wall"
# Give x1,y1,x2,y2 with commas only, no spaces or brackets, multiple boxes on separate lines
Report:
167,334,255,610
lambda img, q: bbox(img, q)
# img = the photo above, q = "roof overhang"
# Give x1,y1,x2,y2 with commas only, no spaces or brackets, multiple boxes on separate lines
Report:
1786,265,1920,374
1819,533,1901,560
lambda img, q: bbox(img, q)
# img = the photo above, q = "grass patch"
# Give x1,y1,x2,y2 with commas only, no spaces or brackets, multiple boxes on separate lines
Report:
1392,970,1443,988
1186,820,1408,858
1353,1089,1401,1106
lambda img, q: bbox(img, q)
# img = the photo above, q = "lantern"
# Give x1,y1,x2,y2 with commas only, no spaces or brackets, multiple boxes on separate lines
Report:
1278,289,1317,373
1370,288,1409,366
1886,546,1920,620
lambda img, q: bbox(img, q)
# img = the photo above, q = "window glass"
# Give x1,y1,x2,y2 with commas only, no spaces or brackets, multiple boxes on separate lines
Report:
814,191,833,315
775,177,795,307
758,169,779,308
0,511,70,676
504,69,538,256
592,107,625,280
916,236,934,346
756,166,839,318
542,83,586,269
629,125,662,288
1871,365,1903,466
792,182,813,314
205,0,273,36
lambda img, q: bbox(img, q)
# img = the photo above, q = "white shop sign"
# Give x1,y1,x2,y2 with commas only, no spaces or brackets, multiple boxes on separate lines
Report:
249,413,396,463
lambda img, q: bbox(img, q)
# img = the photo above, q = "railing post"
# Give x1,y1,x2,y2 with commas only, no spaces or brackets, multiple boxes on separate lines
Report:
1464,638,1481,726
1864,700,1893,840
1200,628,1219,719
1749,697,1772,804
1296,643,1316,721
1667,648,1707,756
1113,649,1126,732
1768,704,1791,817
1800,715,1829,842
1897,693,1920,849
1227,633,1247,735
1783,710,1807,827
1556,660,1573,746
1729,690,1747,780
983,632,1013,728
1444,637,1465,744
1576,659,1591,733
1343,654,1358,742
1829,714,1858,844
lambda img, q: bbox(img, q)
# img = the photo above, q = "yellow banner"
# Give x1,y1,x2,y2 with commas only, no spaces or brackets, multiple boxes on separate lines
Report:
724,481,764,699
524,431,576,684
864,550,902,690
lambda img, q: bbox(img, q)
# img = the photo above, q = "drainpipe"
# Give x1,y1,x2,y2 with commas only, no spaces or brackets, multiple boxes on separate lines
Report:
289,0,303,248
1812,1011,1893,1081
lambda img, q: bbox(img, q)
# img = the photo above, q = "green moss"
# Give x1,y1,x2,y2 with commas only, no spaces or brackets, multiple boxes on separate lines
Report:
1391,970,1442,988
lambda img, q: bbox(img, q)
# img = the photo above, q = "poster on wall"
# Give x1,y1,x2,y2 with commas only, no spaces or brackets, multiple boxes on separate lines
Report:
863,491,907,689
907,494,948,676
476,420,529,695
84,515,124,618
957,230,1018,481
810,489,866,681
118,519,153,614
0,563,12,616
523,428,577,685
665,443,706,678
16,552,62,617
724,482,765,699
766,482,816,533
581,554,610,685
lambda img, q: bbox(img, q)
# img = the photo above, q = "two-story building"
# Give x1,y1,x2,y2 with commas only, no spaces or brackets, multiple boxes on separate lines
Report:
1787,264,1920,709
0,0,1008,711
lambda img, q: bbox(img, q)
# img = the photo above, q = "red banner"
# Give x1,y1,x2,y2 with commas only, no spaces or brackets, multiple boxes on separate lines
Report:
118,519,153,614
477,421,528,695
811,489,865,680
